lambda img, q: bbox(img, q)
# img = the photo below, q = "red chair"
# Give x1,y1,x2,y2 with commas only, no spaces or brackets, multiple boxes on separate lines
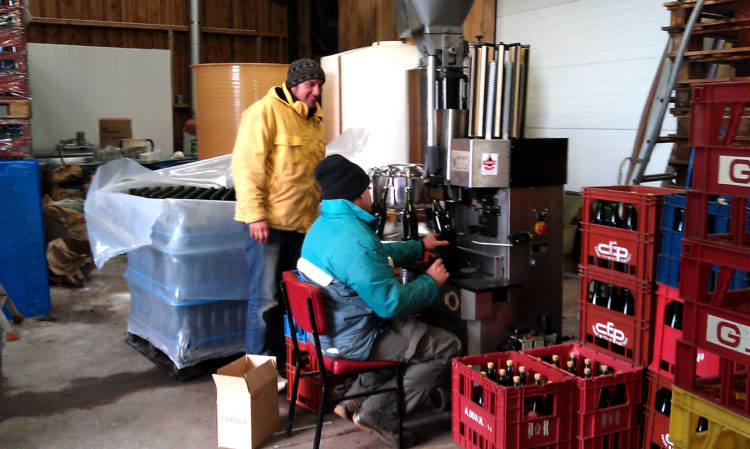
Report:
280,270,405,449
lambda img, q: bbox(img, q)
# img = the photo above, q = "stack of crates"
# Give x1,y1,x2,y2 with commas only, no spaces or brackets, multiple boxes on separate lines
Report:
579,185,679,365
642,284,721,449
579,185,680,449
0,0,30,160
667,81,750,449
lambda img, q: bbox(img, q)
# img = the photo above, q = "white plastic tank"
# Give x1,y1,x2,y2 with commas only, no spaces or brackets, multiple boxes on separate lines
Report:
322,41,420,172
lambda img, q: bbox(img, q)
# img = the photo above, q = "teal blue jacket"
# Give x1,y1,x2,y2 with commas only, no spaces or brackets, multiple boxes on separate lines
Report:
300,199,438,359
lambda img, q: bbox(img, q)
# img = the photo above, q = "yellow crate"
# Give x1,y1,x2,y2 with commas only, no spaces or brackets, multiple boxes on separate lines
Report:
670,385,750,449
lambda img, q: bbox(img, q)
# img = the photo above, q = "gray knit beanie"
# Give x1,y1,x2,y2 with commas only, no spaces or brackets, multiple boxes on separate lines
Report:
287,58,325,88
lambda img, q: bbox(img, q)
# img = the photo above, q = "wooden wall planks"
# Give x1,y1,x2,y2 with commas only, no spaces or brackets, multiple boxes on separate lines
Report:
27,0,288,150
337,0,496,52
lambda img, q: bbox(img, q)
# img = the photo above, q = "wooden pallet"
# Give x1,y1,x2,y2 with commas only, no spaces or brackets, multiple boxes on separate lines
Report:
0,98,29,118
125,333,242,381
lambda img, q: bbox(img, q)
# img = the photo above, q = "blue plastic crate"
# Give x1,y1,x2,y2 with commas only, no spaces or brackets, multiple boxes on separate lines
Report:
660,229,684,259
660,193,730,236
657,254,681,288
283,314,308,343
0,160,50,318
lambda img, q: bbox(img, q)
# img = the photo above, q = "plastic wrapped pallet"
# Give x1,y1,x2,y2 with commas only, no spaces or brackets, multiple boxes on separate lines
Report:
85,156,249,368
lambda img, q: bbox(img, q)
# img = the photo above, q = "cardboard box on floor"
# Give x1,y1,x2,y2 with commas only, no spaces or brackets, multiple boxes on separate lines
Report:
213,354,279,449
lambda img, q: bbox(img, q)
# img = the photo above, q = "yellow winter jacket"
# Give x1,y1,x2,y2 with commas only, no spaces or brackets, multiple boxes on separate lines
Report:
231,84,325,232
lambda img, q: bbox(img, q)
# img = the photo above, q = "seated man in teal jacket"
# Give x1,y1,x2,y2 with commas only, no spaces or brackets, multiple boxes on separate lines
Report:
299,154,462,447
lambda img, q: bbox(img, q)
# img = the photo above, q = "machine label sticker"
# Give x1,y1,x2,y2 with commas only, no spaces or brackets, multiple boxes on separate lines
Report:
481,153,498,175
718,155,750,187
451,151,470,170
592,321,628,346
706,314,750,355
594,240,631,263
527,420,550,439
661,433,674,449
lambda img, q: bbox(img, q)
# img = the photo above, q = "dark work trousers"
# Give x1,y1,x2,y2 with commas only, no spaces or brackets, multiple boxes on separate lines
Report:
346,317,462,424
244,226,305,370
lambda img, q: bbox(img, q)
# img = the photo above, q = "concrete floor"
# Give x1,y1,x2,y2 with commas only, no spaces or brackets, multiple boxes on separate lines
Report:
0,255,580,449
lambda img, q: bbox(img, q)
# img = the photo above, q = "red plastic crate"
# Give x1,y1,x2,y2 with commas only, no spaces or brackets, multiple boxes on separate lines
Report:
0,50,26,75
689,81,750,149
645,370,672,416
642,409,673,449
579,302,651,367
0,28,24,50
579,265,655,322
523,343,644,440
688,82,750,201
0,9,22,29
679,239,750,366
574,425,640,449
673,338,750,419
285,364,356,414
580,224,660,281
452,351,575,449
578,266,654,365
582,186,682,238
649,284,720,380
284,338,357,414
0,73,26,97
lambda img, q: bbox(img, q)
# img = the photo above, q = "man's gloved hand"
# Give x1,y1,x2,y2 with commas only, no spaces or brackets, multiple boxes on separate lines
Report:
422,233,450,252
426,257,449,288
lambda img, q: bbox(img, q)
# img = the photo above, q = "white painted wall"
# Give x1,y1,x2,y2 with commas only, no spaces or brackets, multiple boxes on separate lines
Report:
28,43,173,155
497,0,675,191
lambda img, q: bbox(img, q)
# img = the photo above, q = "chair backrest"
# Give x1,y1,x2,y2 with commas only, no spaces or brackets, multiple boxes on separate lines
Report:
281,270,329,335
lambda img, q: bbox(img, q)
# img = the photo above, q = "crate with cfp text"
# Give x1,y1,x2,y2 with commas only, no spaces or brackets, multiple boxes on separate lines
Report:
213,355,279,449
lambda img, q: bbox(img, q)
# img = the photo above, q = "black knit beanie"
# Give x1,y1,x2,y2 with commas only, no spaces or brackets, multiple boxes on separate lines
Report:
287,58,325,88
314,155,370,201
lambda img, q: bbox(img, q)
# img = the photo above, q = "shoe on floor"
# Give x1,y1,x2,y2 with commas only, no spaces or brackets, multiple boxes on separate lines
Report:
277,374,287,393
333,398,361,421
353,410,416,448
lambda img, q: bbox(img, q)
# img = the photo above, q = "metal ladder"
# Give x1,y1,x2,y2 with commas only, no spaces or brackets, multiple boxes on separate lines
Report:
622,0,707,186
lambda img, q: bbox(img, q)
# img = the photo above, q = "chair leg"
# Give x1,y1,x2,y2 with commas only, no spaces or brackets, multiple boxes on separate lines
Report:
396,365,404,449
286,364,301,436
313,381,328,449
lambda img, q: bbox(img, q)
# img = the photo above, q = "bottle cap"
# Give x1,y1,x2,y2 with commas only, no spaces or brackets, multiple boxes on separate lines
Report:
487,362,495,369
583,367,591,375
519,366,526,373
569,352,576,359
499,368,507,375
584,358,592,365
506,359,514,366
552,354,559,361
534,373,542,381
566,360,574,368
480,371,487,377
600,364,609,373
513,375,521,383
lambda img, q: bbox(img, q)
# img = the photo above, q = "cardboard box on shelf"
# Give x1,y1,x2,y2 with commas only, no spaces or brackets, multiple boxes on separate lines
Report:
99,118,131,148
213,354,279,449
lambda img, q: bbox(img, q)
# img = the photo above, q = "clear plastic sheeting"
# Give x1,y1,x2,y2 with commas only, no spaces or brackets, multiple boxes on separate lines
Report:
85,156,248,368
85,155,235,269
127,274,247,369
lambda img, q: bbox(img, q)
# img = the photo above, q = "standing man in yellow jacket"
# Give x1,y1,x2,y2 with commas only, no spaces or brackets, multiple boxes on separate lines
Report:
231,59,326,386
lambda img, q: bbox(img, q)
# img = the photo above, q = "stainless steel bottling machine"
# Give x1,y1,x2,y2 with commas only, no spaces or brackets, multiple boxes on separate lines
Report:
394,0,569,355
